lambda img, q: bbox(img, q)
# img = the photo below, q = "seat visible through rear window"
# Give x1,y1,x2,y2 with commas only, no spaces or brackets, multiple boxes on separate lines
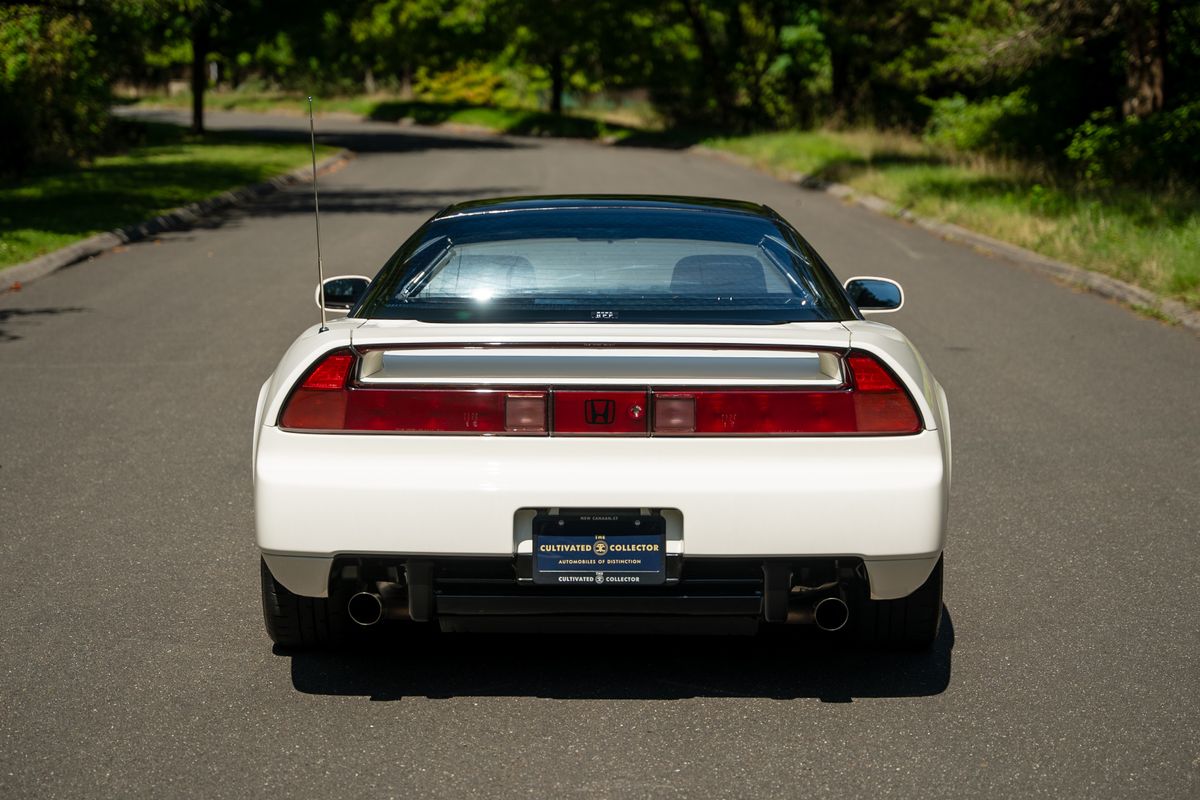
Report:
670,254,768,295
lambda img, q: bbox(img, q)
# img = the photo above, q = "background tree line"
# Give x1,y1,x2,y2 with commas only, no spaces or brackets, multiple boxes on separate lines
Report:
2,0,1197,184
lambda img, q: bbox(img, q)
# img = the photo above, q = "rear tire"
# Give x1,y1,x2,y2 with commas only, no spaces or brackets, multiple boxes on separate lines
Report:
852,555,943,650
260,558,351,648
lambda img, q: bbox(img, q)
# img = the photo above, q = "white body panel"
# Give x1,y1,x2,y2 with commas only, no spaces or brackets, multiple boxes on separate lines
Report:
254,320,950,601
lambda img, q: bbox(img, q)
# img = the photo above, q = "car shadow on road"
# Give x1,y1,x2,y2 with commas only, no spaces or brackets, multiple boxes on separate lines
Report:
283,608,954,702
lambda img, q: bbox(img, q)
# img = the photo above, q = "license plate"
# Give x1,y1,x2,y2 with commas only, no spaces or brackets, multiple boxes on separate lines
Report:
532,510,666,586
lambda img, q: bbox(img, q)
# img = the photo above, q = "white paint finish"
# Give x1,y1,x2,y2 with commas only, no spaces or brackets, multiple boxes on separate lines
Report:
255,427,946,564
255,317,950,602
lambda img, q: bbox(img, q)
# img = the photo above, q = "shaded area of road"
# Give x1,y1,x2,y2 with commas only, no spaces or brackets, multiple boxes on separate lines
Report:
1,110,1197,799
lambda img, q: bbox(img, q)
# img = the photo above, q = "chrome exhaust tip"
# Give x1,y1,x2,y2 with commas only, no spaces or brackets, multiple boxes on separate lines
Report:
813,596,849,632
347,591,384,626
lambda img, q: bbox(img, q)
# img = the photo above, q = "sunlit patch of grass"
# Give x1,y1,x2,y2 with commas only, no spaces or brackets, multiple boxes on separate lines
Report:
0,122,336,270
131,92,644,140
706,130,1200,310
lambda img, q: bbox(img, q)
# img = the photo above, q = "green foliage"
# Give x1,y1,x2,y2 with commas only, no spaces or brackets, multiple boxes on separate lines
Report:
9,0,1200,188
0,122,336,269
0,8,112,174
923,89,1037,155
412,62,506,105
1066,103,1200,185
704,128,1200,309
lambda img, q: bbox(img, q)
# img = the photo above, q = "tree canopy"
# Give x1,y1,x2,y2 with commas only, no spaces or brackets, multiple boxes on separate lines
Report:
2,0,1197,182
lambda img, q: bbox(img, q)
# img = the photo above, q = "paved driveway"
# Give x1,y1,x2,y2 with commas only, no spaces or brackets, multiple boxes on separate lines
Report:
1,110,1197,798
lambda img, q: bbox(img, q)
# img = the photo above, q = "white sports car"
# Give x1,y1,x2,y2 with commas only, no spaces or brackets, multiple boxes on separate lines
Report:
254,196,950,648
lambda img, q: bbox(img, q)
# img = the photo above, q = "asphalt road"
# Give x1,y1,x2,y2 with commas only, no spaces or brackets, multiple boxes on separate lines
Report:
2,110,1197,799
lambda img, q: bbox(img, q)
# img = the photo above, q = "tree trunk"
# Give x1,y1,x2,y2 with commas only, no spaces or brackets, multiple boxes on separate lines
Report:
681,0,735,127
400,62,413,100
1122,1,1165,118
190,9,209,134
549,50,565,115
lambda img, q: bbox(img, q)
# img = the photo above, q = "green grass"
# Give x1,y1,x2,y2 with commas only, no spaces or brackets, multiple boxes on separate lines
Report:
704,130,1200,310
118,95,1199,309
0,122,337,270
131,91,646,140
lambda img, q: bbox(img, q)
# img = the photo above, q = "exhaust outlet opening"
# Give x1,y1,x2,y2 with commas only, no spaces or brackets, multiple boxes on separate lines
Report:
347,591,384,626
813,596,849,632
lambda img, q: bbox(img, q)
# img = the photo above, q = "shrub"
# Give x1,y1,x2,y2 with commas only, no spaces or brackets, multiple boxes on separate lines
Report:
413,61,505,106
922,89,1037,155
1066,104,1200,185
0,8,111,175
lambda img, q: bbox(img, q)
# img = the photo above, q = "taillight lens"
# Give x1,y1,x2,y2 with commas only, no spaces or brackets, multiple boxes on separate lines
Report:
278,348,921,435
845,352,922,433
279,350,549,433
278,349,354,430
653,390,859,434
651,351,920,435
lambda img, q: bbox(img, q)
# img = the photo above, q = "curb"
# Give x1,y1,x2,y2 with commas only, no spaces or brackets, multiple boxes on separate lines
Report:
689,145,1200,334
2,149,354,291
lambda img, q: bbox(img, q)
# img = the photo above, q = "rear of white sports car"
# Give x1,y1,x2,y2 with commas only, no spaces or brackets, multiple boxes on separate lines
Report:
254,197,950,648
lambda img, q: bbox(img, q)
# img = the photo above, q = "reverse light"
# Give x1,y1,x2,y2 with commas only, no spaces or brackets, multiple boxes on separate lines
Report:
504,394,547,432
653,395,696,433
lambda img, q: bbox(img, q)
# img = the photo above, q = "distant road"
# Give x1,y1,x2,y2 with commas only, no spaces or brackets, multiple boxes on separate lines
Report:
2,108,1197,799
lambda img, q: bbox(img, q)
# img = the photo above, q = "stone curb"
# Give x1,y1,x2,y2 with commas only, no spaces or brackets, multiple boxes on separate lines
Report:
2,149,354,291
689,145,1200,334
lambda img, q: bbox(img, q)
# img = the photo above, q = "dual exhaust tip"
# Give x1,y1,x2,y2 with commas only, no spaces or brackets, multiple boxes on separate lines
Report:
811,596,850,632
347,591,385,627
347,583,408,626
347,589,850,631
786,595,850,631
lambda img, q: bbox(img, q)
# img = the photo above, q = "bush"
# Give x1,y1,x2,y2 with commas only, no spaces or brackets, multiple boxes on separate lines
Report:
922,89,1037,155
413,61,505,106
1065,104,1200,185
0,8,112,175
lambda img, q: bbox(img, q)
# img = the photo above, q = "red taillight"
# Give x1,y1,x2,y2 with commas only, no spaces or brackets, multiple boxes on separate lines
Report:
653,390,859,434
651,351,920,435
845,352,922,434
278,349,921,435
280,350,549,433
278,349,354,430
301,351,354,390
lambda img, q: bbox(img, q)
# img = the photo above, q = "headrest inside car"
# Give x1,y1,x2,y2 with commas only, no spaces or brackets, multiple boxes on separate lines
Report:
670,254,767,295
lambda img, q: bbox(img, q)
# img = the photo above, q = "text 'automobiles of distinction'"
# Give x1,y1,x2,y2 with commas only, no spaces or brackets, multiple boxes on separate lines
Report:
254,195,951,648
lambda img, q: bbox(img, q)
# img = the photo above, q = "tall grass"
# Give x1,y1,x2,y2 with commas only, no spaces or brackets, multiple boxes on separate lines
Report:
707,130,1199,309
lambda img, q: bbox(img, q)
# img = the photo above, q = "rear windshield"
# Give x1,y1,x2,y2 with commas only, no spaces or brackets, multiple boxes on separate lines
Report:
354,207,853,323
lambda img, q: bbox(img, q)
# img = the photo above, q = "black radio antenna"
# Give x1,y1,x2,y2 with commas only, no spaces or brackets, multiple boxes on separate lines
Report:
308,96,328,333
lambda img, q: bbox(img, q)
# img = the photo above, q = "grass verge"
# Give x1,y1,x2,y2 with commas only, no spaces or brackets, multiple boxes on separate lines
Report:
128,91,648,140
122,94,1197,310
0,122,337,270
704,130,1200,310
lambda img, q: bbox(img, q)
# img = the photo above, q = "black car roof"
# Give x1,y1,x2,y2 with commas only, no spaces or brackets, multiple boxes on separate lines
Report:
438,194,771,218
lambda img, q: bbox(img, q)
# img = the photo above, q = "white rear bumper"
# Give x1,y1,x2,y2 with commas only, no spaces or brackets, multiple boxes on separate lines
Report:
255,427,947,599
